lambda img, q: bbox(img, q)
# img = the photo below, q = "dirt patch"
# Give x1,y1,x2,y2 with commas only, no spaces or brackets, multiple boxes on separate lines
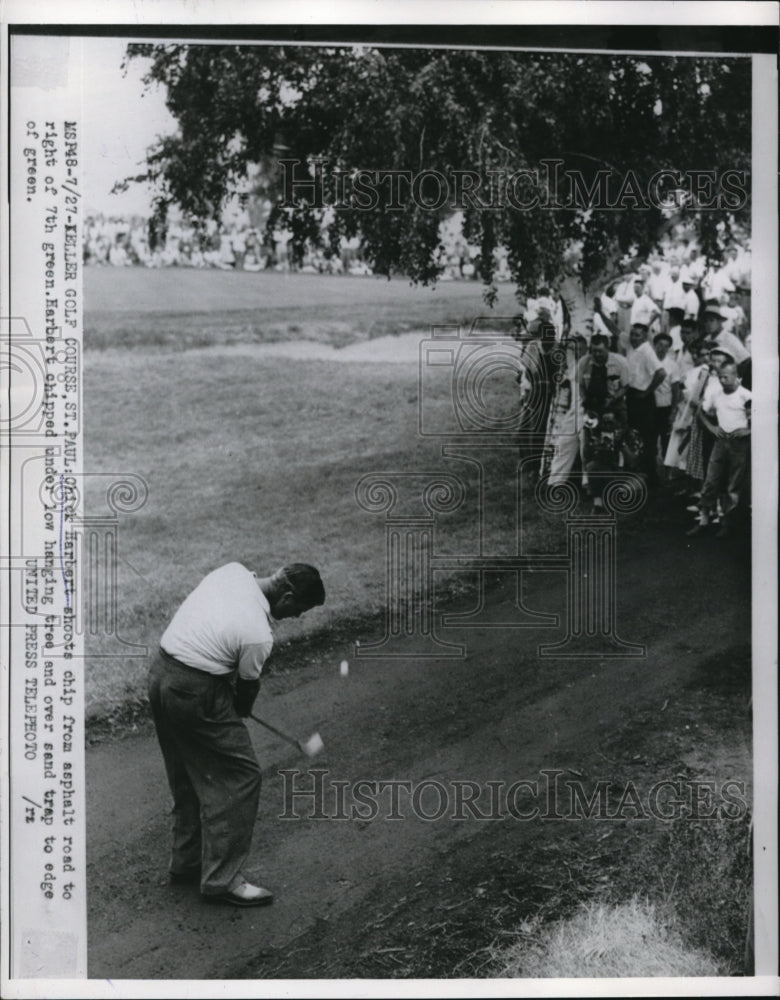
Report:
86,487,753,981
243,645,752,979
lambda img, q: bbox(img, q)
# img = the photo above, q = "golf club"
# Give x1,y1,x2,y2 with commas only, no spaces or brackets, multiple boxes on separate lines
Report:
249,712,324,758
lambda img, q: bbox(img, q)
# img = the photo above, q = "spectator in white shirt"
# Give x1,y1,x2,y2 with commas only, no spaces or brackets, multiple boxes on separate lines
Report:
720,290,748,341
664,338,714,488
702,263,735,304
665,305,685,353
675,317,700,380
684,246,706,288
592,292,620,350
686,361,751,538
626,322,667,485
720,245,745,288
614,273,638,338
662,265,686,317
680,271,701,321
629,277,660,328
600,288,619,321
549,287,567,341
651,331,680,466
646,259,668,307
662,264,700,327
702,301,750,368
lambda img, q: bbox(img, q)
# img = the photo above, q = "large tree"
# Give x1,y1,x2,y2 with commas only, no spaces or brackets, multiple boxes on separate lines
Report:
123,43,751,299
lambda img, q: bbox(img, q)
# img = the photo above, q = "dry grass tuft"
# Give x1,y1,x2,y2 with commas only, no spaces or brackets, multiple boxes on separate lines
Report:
490,897,726,979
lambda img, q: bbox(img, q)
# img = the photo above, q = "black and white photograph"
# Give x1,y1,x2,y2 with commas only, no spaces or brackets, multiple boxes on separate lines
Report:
1,2,778,996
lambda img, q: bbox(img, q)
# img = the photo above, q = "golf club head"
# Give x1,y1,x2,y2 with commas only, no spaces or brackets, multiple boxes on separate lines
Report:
301,732,324,758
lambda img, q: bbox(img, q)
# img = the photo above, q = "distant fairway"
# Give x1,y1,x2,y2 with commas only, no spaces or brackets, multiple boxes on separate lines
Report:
83,265,532,716
85,265,516,350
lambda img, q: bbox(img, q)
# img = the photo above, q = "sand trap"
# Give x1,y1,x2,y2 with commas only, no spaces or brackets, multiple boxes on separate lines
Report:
194,331,430,363
192,327,521,364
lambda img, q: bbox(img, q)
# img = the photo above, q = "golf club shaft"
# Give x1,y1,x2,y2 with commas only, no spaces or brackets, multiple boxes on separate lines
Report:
248,712,301,749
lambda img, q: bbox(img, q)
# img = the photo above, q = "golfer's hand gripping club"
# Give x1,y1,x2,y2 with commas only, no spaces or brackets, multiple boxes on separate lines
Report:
234,677,260,717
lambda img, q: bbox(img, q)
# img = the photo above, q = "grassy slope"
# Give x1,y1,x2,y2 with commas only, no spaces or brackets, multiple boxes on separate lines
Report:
85,267,513,350
83,268,752,978
83,267,542,716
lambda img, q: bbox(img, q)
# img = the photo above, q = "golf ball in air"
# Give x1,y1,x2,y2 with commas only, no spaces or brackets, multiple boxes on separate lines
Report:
340,660,349,677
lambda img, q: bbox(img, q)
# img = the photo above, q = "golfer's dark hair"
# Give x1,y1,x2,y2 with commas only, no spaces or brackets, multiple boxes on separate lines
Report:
590,333,610,348
281,563,325,607
653,332,673,345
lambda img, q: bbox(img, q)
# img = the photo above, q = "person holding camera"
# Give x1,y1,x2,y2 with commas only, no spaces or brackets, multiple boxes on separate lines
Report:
577,334,630,507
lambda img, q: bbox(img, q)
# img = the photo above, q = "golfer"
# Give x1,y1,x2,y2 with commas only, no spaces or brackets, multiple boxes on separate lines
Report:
148,562,325,907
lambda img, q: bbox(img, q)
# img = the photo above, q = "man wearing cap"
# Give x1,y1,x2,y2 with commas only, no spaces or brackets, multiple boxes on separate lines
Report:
662,265,699,326
625,323,667,485
148,561,325,906
679,269,701,322
702,300,751,388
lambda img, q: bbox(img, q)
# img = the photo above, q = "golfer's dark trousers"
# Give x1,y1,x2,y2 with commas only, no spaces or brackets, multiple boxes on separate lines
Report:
627,388,658,485
148,649,261,894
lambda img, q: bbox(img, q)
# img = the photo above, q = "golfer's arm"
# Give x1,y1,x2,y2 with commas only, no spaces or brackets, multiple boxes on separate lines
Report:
238,640,274,681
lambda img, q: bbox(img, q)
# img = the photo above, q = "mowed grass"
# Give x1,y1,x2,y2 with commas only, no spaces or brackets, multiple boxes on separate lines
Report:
83,268,548,717
85,266,515,350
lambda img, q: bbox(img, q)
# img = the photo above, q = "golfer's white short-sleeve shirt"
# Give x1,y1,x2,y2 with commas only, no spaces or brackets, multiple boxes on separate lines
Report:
161,562,274,680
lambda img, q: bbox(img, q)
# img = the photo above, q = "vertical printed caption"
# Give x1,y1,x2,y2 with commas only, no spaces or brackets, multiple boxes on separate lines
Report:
4,94,86,980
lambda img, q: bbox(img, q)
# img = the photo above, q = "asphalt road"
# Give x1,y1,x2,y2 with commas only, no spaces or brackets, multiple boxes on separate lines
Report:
86,501,751,980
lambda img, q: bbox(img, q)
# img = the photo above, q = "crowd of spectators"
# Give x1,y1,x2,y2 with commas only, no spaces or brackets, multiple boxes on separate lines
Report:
515,239,752,538
83,213,378,275
85,210,752,536
83,211,516,281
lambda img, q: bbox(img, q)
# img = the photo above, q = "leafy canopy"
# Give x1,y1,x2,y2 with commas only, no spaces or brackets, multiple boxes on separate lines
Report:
124,44,751,299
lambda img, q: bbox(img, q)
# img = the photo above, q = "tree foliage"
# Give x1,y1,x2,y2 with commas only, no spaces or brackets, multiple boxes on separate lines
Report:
123,44,751,298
